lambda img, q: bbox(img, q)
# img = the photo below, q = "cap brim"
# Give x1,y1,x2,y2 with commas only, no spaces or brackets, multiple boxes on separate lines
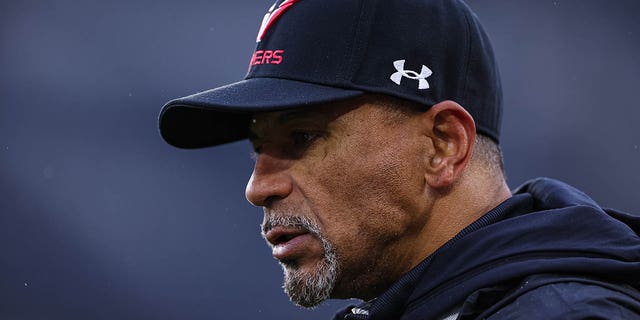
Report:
159,77,364,148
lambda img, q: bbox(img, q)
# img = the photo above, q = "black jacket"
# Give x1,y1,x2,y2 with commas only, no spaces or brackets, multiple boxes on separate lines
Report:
334,178,640,319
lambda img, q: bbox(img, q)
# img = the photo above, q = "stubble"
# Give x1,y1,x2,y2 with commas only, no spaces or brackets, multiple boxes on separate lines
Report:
262,215,339,308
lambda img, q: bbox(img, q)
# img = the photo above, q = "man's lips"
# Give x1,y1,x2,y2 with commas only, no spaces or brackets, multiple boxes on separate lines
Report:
265,226,313,260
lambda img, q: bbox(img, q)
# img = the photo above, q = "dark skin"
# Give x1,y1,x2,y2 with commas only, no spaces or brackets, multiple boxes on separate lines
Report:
246,96,511,300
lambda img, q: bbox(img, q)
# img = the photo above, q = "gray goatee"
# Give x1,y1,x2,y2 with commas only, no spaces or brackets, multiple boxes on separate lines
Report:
262,215,339,308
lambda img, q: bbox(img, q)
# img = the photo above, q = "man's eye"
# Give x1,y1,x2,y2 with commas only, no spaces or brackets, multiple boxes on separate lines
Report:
291,131,320,147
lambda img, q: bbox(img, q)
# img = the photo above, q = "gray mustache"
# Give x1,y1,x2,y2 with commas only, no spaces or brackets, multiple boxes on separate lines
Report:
261,215,320,237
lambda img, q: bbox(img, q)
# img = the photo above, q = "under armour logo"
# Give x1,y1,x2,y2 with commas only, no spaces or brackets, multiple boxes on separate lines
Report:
256,0,300,42
390,60,433,90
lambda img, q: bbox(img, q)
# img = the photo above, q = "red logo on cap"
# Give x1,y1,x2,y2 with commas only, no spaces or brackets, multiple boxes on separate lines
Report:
250,49,284,66
256,0,300,42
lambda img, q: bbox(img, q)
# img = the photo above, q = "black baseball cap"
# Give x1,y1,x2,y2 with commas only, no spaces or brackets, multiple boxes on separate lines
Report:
159,0,502,149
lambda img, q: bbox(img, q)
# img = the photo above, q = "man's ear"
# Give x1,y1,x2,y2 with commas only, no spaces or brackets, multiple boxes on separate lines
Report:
422,100,476,189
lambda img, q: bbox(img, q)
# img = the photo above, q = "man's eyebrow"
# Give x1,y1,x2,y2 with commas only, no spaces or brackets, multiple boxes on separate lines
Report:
248,108,319,141
250,109,314,130
275,109,315,124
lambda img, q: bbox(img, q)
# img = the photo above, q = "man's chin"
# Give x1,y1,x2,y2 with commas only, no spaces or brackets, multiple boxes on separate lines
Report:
281,259,338,308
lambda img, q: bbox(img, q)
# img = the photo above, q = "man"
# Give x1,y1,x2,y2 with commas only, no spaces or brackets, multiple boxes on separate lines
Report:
158,0,640,319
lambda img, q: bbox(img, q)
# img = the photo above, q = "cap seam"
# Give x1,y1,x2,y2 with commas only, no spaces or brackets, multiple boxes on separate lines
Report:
345,0,373,85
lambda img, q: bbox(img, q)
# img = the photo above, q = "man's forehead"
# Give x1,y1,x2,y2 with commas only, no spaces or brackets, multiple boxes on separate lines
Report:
249,99,364,130
247,106,333,141
250,108,318,134
252,108,317,124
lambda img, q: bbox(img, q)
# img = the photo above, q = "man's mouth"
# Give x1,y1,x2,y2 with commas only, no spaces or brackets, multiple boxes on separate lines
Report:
265,226,309,246
265,226,313,260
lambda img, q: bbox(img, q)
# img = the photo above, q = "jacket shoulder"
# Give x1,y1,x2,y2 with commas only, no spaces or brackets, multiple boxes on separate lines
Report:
460,274,640,320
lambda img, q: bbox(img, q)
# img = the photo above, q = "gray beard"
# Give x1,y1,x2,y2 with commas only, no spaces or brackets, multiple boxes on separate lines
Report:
262,215,339,308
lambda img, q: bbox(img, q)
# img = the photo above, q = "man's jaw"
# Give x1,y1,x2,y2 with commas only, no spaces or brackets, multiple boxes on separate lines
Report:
261,215,340,308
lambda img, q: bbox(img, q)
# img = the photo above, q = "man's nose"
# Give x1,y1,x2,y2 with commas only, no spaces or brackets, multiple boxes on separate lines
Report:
245,152,293,207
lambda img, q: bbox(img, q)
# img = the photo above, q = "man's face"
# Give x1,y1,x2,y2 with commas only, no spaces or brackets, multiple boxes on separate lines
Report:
246,97,433,307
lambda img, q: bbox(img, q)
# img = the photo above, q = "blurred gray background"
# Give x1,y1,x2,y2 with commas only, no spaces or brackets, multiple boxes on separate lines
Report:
1,0,638,319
